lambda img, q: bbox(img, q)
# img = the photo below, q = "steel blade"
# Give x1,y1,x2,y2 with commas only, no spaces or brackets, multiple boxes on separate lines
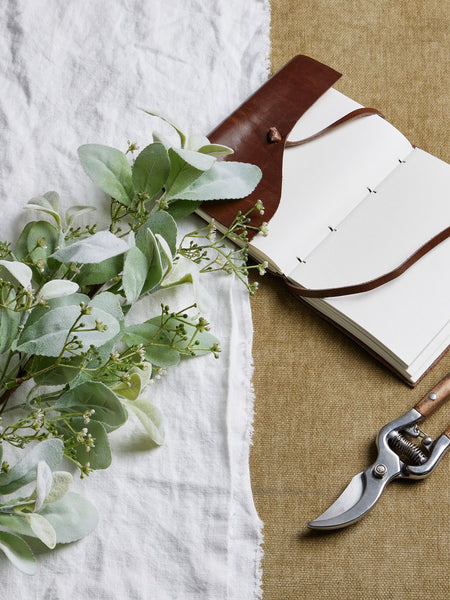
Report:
309,472,364,525
308,467,391,530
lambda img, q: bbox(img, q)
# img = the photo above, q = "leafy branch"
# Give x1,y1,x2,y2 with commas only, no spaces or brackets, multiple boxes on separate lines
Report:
0,112,266,572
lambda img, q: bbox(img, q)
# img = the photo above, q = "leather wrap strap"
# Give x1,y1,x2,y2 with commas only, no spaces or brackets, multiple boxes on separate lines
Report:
285,226,450,298
285,107,384,147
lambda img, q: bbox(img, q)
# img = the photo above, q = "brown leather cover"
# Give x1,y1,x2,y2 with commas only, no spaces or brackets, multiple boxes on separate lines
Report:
205,55,341,237
204,55,449,299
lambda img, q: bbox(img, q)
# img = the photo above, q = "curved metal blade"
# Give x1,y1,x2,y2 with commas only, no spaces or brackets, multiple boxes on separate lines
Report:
308,466,393,530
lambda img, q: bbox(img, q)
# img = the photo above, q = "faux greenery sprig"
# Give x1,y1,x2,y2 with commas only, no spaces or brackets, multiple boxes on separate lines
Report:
0,113,267,573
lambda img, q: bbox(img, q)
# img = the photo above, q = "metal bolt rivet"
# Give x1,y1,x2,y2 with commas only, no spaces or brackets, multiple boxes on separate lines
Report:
422,435,433,449
373,464,388,479
429,392,437,401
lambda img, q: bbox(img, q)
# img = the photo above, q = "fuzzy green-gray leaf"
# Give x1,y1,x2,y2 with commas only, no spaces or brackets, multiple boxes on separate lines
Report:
40,492,99,543
124,397,164,445
147,316,219,356
78,144,134,206
90,291,124,325
0,294,21,354
0,439,63,495
65,204,96,228
172,161,262,201
138,229,163,294
44,471,73,504
26,513,56,549
56,418,111,470
53,382,127,429
141,110,187,148
0,493,99,544
76,254,123,286
0,531,36,574
17,303,120,357
123,322,180,367
138,210,178,256
24,292,89,330
123,246,148,304
34,461,53,512
132,142,170,197
165,147,215,200
25,191,61,227
51,230,129,264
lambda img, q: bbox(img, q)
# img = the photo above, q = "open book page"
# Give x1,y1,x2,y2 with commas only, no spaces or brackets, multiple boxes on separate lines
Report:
301,239,450,382
288,148,450,381
250,88,413,275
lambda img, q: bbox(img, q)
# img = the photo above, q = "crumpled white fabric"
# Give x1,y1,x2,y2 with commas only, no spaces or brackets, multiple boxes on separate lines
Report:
0,1,269,598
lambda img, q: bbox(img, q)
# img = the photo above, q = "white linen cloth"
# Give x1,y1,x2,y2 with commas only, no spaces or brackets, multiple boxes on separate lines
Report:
0,1,270,598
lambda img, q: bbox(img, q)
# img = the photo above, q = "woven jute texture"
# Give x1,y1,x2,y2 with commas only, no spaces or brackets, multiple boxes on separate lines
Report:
250,2,450,599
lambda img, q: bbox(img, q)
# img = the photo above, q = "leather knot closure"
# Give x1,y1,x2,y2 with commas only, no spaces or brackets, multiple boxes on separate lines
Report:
268,126,282,143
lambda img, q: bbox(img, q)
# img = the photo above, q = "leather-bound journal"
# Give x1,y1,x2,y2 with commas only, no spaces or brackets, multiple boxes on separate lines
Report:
197,55,450,386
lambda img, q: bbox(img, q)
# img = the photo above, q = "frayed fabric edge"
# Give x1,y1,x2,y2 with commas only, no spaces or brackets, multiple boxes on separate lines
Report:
246,363,265,600
262,0,272,79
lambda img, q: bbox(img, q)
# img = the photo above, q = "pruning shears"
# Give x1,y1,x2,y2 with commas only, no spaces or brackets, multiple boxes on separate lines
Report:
308,373,450,530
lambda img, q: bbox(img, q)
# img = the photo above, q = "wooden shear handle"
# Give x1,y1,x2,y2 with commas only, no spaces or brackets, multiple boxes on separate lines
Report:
414,374,450,438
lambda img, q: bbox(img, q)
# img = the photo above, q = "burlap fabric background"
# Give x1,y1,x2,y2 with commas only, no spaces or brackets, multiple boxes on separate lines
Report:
250,2,449,599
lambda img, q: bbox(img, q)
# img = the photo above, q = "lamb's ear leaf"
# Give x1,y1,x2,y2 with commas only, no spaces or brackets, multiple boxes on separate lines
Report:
132,142,170,197
197,143,234,157
165,147,215,200
0,295,21,354
172,161,262,201
0,494,99,545
25,513,56,549
25,191,61,226
51,230,129,264
16,304,120,357
65,205,96,228
122,246,149,304
141,110,187,148
44,471,73,504
78,144,134,206
55,418,111,470
39,492,99,543
165,199,202,220
124,397,165,445
0,439,63,495
53,381,127,430
0,260,32,289
0,531,37,574
34,460,53,511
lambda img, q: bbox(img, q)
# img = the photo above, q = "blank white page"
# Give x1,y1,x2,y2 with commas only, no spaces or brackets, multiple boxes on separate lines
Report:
251,88,412,275
289,148,450,367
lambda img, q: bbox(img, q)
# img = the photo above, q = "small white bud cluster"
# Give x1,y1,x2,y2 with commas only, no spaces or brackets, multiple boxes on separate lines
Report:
83,409,95,424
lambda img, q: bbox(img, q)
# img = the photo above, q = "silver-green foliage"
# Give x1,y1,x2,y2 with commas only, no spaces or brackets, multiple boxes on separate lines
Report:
0,112,265,572
0,440,98,574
